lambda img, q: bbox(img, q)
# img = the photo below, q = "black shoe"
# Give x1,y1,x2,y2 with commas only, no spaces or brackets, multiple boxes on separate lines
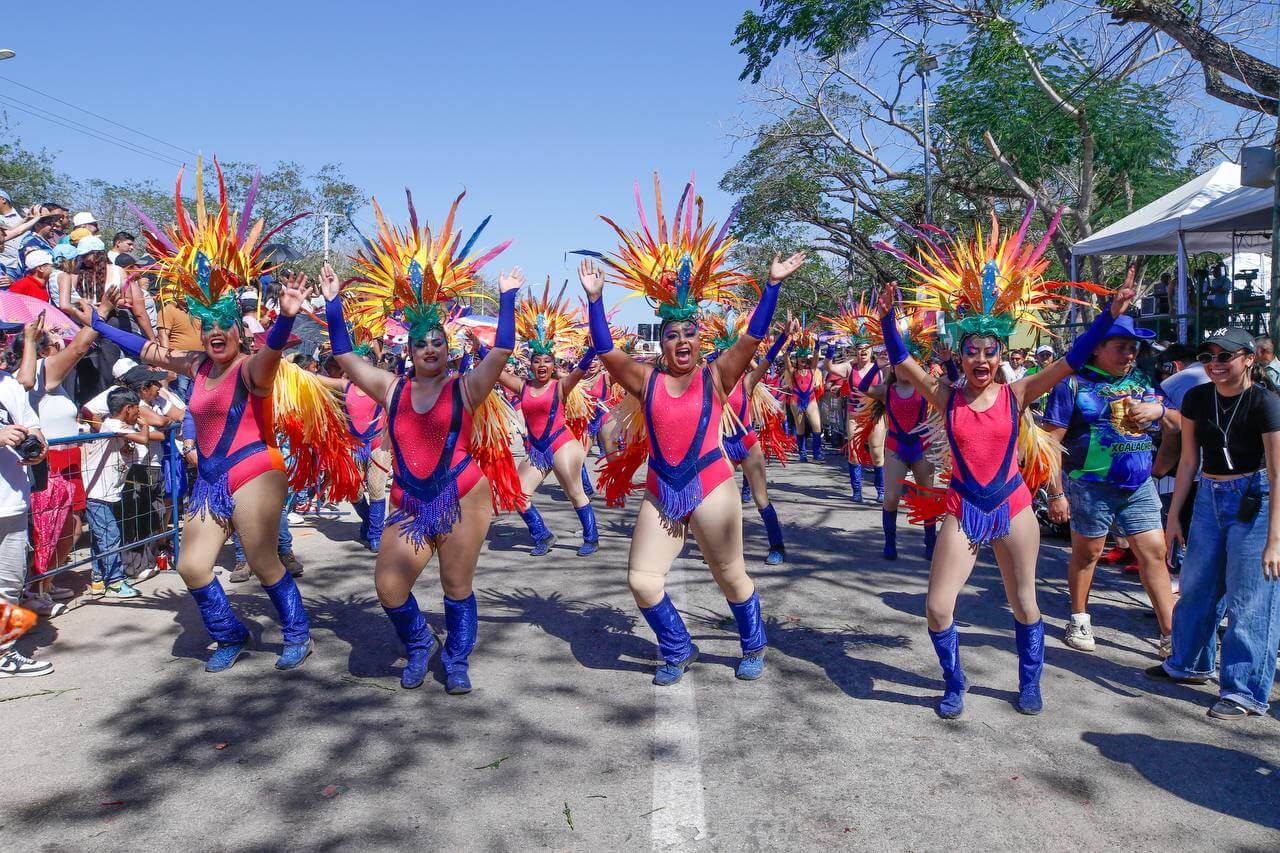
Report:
1144,663,1209,685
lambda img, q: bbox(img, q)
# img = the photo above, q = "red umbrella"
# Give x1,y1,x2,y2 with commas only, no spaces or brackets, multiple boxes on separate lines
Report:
0,291,80,341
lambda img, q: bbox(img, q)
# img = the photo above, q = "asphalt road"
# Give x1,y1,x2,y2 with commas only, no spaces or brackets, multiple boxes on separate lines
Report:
5,457,1279,851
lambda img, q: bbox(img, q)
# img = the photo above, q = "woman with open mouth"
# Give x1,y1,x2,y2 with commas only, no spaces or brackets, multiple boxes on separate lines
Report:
495,284,600,557
91,159,361,673
574,175,803,685
319,192,524,695
876,207,1130,719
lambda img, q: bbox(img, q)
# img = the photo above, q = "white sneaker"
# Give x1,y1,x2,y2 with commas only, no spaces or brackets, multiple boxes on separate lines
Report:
1158,634,1173,659
134,566,160,583
21,592,66,619
1063,615,1096,651
287,512,305,526
0,649,54,678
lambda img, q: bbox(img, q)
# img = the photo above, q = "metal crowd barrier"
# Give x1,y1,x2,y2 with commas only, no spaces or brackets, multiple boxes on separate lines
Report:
22,423,184,593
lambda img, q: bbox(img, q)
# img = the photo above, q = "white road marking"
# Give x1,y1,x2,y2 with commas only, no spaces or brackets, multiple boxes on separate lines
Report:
650,564,707,850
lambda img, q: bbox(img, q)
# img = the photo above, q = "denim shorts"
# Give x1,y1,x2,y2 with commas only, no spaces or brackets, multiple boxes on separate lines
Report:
1065,476,1163,538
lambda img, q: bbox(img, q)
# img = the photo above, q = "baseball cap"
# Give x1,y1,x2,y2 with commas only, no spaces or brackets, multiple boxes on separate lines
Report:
52,243,78,263
75,235,106,256
1099,314,1156,342
72,211,97,227
1033,345,1054,357
1200,328,1257,354
0,189,10,203
24,249,53,269
121,365,168,387
112,357,140,379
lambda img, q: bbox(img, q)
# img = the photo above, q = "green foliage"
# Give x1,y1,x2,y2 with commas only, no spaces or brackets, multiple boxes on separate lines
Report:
734,0,888,82
0,118,70,207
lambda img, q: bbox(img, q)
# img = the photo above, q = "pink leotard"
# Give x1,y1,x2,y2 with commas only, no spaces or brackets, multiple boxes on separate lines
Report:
345,382,384,453
944,383,1031,539
884,384,927,462
724,379,758,457
189,358,283,495
388,377,481,513
644,366,733,519
520,379,575,470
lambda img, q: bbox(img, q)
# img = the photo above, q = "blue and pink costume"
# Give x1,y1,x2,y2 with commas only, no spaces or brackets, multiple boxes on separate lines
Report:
879,384,937,561
844,361,883,502
346,381,387,549
723,379,787,564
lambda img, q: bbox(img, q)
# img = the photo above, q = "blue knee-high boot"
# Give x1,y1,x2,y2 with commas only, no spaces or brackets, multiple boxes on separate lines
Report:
262,572,312,670
741,481,753,504
928,623,967,719
190,578,250,673
881,510,898,560
520,506,555,556
639,593,698,687
442,594,478,694
874,466,886,502
797,432,809,462
848,463,864,503
382,593,436,689
575,504,599,556
924,522,937,560
728,590,767,680
366,499,386,551
1015,618,1045,715
809,431,823,461
353,497,370,541
759,504,785,565
580,464,595,497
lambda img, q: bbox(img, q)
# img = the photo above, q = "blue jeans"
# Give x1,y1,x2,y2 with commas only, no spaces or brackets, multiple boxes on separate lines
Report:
232,495,294,563
1164,473,1280,713
1066,477,1163,538
86,499,125,587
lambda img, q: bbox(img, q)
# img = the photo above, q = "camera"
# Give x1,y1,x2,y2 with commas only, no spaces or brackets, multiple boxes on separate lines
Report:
16,433,44,462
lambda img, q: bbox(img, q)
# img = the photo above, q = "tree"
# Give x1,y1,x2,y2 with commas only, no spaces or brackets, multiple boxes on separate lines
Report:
0,117,71,209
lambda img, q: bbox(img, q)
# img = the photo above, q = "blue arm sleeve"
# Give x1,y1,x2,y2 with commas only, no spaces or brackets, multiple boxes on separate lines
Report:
495,289,517,350
264,313,296,351
91,310,148,358
588,298,614,354
576,349,596,372
325,297,352,356
766,333,789,363
1065,304,1115,371
879,308,909,365
457,352,473,374
746,281,781,339
857,363,881,392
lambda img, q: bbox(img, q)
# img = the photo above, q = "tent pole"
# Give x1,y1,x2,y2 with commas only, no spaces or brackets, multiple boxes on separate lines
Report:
1271,123,1279,350
1177,233,1188,344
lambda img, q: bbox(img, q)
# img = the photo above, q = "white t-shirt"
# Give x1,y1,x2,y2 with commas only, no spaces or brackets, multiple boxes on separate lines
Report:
32,360,80,441
82,417,146,503
0,371,41,517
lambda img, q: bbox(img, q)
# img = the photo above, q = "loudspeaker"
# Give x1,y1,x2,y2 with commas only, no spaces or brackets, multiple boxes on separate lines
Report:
1241,146,1275,189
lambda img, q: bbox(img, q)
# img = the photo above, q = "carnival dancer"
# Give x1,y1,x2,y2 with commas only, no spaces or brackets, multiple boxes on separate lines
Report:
92,157,362,672
579,358,609,494
495,283,600,556
834,305,941,559
821,308,885,502
344,346,391,551
322,190,523,694
876,207,1127,718
781,322,824,462
705,312,795,565
574,173,804,684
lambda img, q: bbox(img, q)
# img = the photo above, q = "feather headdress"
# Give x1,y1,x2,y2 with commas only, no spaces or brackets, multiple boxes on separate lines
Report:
701,310,749,354
820,293,880,349
131,156,306,330
877,204,1105,346
342,189,510,344
573,173,750,323
515,277,587,357
790,315,822,359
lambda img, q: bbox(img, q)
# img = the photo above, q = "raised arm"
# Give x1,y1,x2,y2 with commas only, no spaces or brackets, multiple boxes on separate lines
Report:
818,337,851,380
714,251,804,391
462,268,523,408
16,313,41,390
876,283,951,411
92,286,203,377
318,262,397,405
243,272,310,397
560,349,595,397
1014,270,1136,408
745,330,788,392
579,258,649,398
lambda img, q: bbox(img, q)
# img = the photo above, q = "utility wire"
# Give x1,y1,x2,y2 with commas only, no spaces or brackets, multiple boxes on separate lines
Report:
0,92,185,168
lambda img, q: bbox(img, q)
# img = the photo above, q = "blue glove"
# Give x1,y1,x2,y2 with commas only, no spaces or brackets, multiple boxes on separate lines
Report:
880,307,909,365
264,313,296,351
91,310,148,358
325,296,352,356
1065,304,1116,371
746,281,781,339
588,298,614,354
495,289,517,350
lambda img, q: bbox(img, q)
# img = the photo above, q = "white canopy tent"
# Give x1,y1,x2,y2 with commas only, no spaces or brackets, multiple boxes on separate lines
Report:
1070,161,1273,340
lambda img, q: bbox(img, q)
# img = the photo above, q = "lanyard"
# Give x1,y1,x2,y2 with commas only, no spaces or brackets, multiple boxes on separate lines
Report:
1213,386,1249,471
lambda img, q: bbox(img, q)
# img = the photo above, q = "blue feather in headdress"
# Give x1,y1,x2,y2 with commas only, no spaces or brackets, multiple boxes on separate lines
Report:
980,260,1000,315
195,251,212,300
676,252,693,308
456,214,492,263
346,203,378,257
408,258,424,304
536,314,547,345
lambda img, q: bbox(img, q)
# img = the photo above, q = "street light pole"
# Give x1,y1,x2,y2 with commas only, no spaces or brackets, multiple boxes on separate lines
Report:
0,49,16,61
920,56,934,226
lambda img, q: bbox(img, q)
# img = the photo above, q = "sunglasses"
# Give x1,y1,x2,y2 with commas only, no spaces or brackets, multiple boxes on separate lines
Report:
1196,350,1246,364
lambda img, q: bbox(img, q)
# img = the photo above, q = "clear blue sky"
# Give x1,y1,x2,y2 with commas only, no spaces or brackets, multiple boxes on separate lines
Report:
2,1,764,324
